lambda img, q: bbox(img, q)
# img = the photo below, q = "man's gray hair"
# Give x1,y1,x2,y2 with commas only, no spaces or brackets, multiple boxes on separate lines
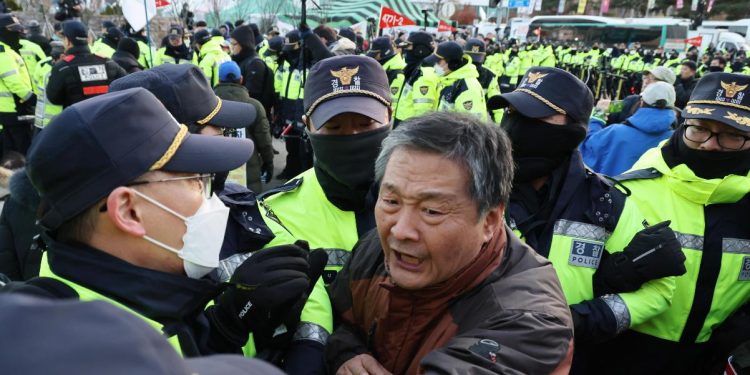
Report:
375,112,514,215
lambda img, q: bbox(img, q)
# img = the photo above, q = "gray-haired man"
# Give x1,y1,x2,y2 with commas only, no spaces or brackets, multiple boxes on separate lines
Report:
326,111,573,375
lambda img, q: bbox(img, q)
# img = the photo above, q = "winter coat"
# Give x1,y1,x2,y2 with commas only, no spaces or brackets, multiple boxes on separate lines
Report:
112,51,143,74
581,107,676,176
326,228,573,374
0,170,42,280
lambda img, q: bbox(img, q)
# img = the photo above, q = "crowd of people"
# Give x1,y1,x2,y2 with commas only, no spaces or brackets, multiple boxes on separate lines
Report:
0,8,747,375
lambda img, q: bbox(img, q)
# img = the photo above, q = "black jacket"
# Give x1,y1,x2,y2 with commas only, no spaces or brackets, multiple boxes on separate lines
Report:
0,170,41,281
46,45,127,107
674,76,698,109
112,50,143,74
232,50,274,115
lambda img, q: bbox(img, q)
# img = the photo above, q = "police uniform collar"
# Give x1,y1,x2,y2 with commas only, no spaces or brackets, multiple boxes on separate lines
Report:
47,238,222,325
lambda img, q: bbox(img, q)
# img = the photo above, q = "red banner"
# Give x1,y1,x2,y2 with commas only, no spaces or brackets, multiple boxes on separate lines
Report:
379,6,415,29
686,35,703,47
155,0,170,7
438,20,455,32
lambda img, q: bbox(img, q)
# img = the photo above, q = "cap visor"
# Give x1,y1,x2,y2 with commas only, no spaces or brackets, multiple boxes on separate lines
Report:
683,104,750,132
310,96,388,130
162,133,254,173
423,54,440,65
208,99,256,129
496,91,558,119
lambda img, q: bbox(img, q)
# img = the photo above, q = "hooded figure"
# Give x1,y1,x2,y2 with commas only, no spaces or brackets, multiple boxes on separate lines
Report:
230,25,273,115
112,38,143,74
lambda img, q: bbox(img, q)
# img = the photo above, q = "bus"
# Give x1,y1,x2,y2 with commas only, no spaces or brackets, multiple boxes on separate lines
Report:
526,15,689,49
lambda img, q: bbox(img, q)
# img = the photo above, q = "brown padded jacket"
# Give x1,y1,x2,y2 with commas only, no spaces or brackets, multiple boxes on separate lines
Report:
326,226,574,374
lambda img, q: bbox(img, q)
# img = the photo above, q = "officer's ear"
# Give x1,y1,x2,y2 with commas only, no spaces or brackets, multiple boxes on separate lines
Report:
105,187,147,237
302,114,314,132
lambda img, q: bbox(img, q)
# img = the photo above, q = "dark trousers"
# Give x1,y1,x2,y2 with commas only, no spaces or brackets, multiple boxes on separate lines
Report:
0,112,31,157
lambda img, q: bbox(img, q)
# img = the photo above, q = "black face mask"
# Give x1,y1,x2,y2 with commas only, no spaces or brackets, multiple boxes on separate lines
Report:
501,112,586,183
308,125,391,209
0,29,21,51
708,66,724,72
662,127,750,179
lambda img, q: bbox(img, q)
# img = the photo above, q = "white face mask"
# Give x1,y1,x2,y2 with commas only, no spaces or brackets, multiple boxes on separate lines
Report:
132,189,230,279
434,64,445,77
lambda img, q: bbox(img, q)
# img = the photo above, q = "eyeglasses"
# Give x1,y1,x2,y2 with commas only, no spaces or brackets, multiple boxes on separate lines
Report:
683,124,750,151
127,174,214,199
98,174,213,212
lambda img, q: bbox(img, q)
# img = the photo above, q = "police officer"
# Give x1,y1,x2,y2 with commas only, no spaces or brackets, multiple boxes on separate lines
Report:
0,14,35,155
261,35,282,75
194,28,229,87
464,38,500,120
24,20,50,55
33,41,64,133
488,67,687,374
663,49,682,75
260,54,391,288
393,31,437,126
90,27,123,59
23,87,320,358
19,33,46,78
155,26,196,66
424,41,486,120
367,37,405,115
500,43,521,93
46,21,125,108
606,72,750,374
126,24,156,69
273,30,311,180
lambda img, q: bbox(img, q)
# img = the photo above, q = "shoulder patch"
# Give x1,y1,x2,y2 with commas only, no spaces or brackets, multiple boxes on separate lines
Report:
419,86,429,95
257,177,304,201
463,100,474,110
614,168,662,182
63,54,75,62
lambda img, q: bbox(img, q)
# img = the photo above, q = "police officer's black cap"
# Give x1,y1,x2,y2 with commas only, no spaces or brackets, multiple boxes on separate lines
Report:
193,29,211,44
339,27,355,42
488,67,593,126
168,25,183,39
101,20,115,29
62,20,88,45
0,295,284,374
110,64,256,129
265,36,283,54
683,72,750,132
304,55,391,129
283,30,301,52
464,38,486,63
366,37,394,59
106,27,123,40
0,14,23,33
399,31,432,48
423,41,464,65
27,88,253,231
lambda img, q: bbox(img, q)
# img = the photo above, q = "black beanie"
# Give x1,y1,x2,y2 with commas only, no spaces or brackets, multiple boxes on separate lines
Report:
117,37,140,59
231,25,256,50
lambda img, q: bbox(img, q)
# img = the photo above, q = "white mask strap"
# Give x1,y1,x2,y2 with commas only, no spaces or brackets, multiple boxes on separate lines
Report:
131,188,188,221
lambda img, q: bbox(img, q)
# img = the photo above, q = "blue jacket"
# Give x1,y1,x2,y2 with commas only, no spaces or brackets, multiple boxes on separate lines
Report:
581,107,675,176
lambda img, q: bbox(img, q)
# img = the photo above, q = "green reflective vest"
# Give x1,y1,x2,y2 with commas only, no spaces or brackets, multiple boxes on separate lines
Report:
32,57,62,128
19,39,45,78
394,66,438,122
436,58,487,121
38,253,183,352
198,37,230,87
156,46,198,66
383,53,406,116
0,41,33,112
621,145,750,343
137,40,157,69
91,39,116,59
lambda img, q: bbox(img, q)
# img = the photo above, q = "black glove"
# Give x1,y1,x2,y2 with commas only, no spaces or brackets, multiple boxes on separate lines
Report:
207,242,310,348
709,305,750,362
255,245,328,358
593,220,686,296
570,298,620,345
261,162,274,184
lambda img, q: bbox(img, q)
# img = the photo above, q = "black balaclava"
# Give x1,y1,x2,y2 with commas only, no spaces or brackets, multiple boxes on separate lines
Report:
662,126,750,179
307,126,391,211
501,111,587,183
